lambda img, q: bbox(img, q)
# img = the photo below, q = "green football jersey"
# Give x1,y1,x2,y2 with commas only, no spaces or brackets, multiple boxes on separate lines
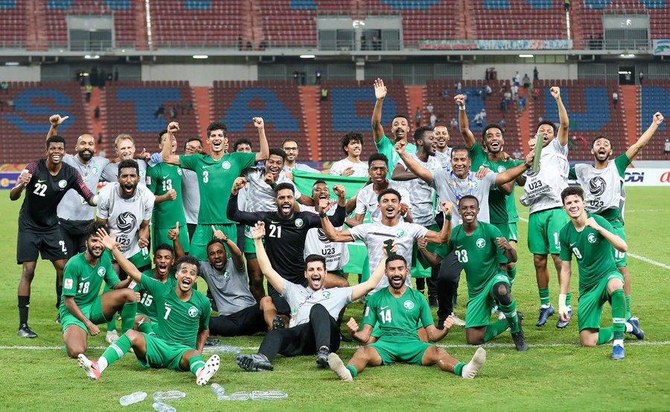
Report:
140,273,211,348
445,222,507,298
133,269,175,321
61,250,119,308
362,287,433,340
179,152,256,225
375,134,416,179
147,163,186,229
470,144,522,224
559,214,619,294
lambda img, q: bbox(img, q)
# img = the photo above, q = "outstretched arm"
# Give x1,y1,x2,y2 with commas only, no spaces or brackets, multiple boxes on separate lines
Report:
252,222,286,294
97,228,143,283
626,112,664,160
396,140,433,185
350,249,387,301
550,87,569,146
371,78,387,143
454,94,476,149
212,226,245,271
161,122,181,165
47,114,69,140
253,117,270,162
495,153,533,186
423,202,453,244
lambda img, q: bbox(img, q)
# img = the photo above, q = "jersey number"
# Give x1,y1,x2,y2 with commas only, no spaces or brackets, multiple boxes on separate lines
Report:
379,309,392,323
202,171,209,184
268,224,282,238
614,250,626,260
140,293,153,307
77,282,90,294
163,305,172,320
33,183,47,197
572,247,583,260
455,250,469,263
161,179,173,192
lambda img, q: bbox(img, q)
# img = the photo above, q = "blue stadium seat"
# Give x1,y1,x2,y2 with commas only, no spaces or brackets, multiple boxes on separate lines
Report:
641,87,669,132
184,0,211,11
0,0,16,10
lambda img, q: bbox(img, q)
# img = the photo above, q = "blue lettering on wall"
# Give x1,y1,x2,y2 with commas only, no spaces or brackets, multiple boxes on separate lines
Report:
2,89,74,134
544,87,610,132
331,88,397,132
223,89,299,132
116,88,181,133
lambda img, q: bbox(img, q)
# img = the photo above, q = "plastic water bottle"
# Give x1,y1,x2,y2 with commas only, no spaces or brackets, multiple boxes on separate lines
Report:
153,390,186,401
228,392,251,401
251,391,288,400
119,391,147,406
211,383,226,400
204,345,241,355
152,402,176,412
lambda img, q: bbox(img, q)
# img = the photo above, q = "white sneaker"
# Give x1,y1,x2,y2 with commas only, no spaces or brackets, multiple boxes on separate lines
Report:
327,353,353,382
105,330,119,344
78,354,101,380
451,313,466,326
196,355,220,386
461,347,486,379
498,311,507,321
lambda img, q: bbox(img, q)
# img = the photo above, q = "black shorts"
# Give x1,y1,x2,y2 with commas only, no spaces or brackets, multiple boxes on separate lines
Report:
59,219,92,258
17,225,67,263
268,285,291,316
209,303,266,336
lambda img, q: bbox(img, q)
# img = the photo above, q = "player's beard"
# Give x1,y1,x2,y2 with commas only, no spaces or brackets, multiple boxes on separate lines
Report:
79,149,93,162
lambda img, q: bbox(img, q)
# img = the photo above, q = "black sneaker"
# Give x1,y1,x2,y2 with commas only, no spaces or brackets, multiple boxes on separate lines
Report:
512,311,528,351
556,308,572,329
536,305,555,327
272,315,285,330
55,314,61,324
316,346,330,369
236,353,273,372
18,324,37,338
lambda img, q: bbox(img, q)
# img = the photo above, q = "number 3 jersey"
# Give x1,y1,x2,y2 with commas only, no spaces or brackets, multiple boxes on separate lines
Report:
19,159,94,230
96,182,155,257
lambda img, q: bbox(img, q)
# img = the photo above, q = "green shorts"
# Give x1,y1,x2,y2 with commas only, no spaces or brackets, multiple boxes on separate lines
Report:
465,274,511,329
59,296,111,333
577,272,625,332
369,337,432,365
243,235,256,255
611,224,627,268
508,223,518,242
128,249,152,271
191,223,237,261
138,333,192,371
527,207,568,255
152,224,190,255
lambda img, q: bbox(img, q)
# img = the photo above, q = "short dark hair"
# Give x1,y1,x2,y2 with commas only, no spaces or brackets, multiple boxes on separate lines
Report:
269,148,287,162
413,125,433,142
206,238,227,252
367,152,388,169
46,135,66,149
392,115,410,126
118,159,139,175
233,138,253,151
340,132,363,154
537,120,558,136
591,135,610,148
312,179,327,187
458,195,479,208
281,139,298,147
174,255,201,276
274,182,295,195
155,243,174,256
85,221,108,239
305,254,326,270
450,145,470,159
158,129,168,144
482,124,504,141
385,254,407,267
377,187,401,203
184,137,202,151
207,121,227,138
561,186,584,203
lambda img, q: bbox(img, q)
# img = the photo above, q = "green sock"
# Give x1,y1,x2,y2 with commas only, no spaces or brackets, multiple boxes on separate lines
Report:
138,320,154,334
454,362,465,377
507,266,517,285
611,289,626,340
597,327,614,345
539,288,550,306
346,365,358,379
625,295,632,320
500,301,520,333
484,320,509,342
189,355,205,376
120,303,137,332
566,292,573,307
101,334,132,366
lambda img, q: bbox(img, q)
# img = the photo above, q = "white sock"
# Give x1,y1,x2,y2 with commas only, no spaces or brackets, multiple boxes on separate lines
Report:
540,303,551,309
613,339,624,347
97,357,108,372
625,322,633,333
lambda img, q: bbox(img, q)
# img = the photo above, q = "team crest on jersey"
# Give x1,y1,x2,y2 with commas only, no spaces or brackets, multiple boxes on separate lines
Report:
403,300,415,310
58,179,67,189
476,238,486,248
117,212,137,233
587,233,597,243
295,218,304,228
221,161,232,170
497,165,506,173
396,229,405,238
177,168,183,176
97,267,106,277
322,291,331,299
588,177,606,196
317,229,329,242
222,271,230,280
188,306,199,318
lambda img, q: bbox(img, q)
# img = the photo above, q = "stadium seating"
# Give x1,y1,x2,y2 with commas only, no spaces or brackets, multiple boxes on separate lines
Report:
0,0,26,48
639,80,670,160
0,81,88,163
102,81,198,156
470,0,567,40
211,80,309,156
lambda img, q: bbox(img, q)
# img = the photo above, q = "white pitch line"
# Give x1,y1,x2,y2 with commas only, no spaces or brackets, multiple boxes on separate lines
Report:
3,341,670,351
518,217,670,270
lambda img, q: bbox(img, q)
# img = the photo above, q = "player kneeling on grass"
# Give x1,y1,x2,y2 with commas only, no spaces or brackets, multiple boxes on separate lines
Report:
235,221,387,372
558,187,644,360
328,254,486,381
61,222,139,358
77,228,220,386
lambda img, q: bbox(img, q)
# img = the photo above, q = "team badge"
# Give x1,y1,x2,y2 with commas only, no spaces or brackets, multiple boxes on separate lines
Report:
403,300,415,310
476,238,486,248
588,177,606,196
221,161,232,170
188,307,199,318
58,179,67,189
117,212,137,233
587,233,597,243
222,271,230,280
177,168,183,176
497,166,506,173
97,267,106,277
396,229,405,238
322,291,331,299
64,279,73,289
295,218,304,228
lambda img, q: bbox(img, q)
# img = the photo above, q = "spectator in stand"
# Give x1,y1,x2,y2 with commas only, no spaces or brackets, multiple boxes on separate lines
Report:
612,92,619,105
564,0,570,12
456,82,462,93
154,104,165,119
518,96,526,113
664,139,670,159
315,69,322,85
513,72,520,87
498,119,506,133
534,66,539,81
426,102,434,115
523,73,531,88
94,106,100,120
430,113,437,128
450,117,458,131
512,149,522,160
533,88,540,101
639,71,644,85
415,108,421,128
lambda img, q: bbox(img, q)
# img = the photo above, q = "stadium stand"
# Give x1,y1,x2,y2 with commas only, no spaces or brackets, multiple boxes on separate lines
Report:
470,0,567,40
640,80,670,159
0,0,26,48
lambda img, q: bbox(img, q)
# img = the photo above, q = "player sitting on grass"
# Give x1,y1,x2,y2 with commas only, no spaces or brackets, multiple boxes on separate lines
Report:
60,222,138,358
327,254,486,381
558,187,644,360
77,228,220,386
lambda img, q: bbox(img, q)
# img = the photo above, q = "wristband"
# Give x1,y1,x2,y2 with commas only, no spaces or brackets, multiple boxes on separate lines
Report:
558,293,567,310
319,212,327,218
445,214,452,221
458,106,466,111
524,161,532,169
